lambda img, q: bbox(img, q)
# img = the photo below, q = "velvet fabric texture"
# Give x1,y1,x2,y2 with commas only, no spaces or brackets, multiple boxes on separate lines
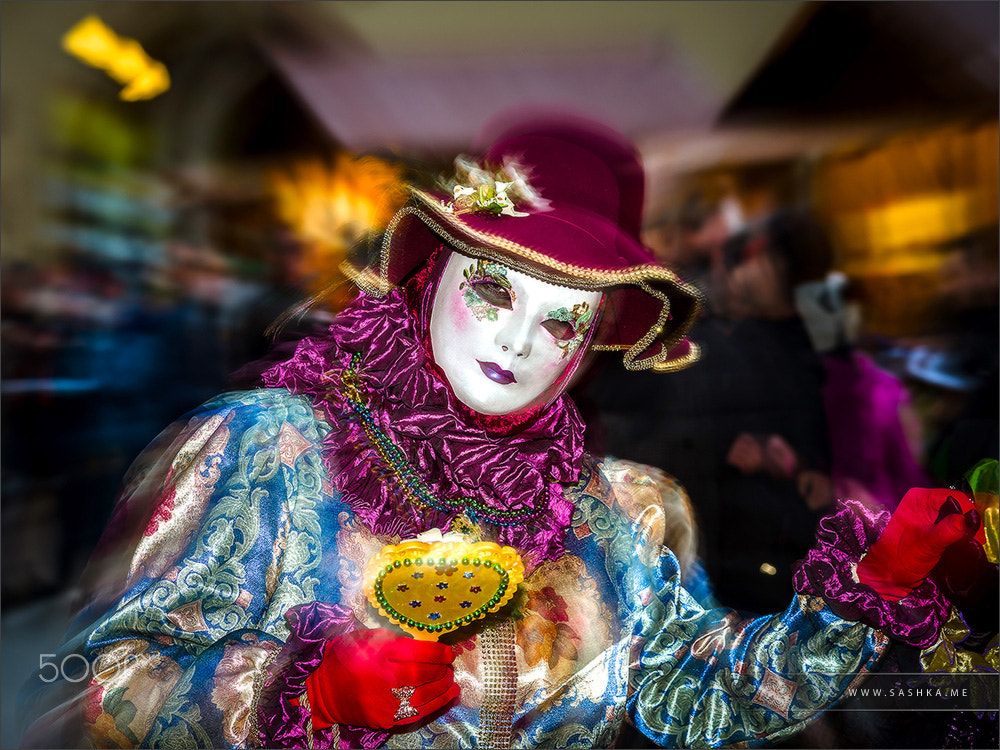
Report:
261,284,583,573
792,498,952,648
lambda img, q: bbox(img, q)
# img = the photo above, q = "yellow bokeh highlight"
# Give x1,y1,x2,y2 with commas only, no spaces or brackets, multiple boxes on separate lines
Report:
813,121,998,336
270,154,406,247
61,15,170,101
835,191,977,276
269,154,407,298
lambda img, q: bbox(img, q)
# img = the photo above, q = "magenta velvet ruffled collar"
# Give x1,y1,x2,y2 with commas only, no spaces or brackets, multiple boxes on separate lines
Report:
261,283,584,571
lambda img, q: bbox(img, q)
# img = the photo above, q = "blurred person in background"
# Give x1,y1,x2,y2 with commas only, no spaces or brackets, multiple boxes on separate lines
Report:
1,255,177,601
916,229,1000,485
17,118,995,750
583,203,836,617
642,191,731,299
793,266,997,749
795,270,932,514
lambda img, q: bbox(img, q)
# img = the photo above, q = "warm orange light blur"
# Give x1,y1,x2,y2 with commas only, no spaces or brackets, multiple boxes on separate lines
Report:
61,15,170,101
816,121,999,269
812,120,999,336
269,153,407,297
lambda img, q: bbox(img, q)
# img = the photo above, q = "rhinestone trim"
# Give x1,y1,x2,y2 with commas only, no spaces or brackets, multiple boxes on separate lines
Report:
478,619,518,748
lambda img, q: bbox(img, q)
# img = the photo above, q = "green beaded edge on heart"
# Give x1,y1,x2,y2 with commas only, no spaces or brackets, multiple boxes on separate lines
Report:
364,541,524,640
373,555,510,638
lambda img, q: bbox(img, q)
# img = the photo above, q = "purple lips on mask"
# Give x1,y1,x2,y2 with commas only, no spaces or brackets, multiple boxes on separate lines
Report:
477,360,517,385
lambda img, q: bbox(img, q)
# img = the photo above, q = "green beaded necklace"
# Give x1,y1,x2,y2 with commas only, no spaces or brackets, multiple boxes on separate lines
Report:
338,353,545,527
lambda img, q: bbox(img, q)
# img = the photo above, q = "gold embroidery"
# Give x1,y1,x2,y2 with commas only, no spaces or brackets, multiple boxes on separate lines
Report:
89,639,184,745
450,513,485,542
277,422,312,468
383,202,700,289
409,193,694,285
165,600,209,633
211,639,280,747
516,555,614,684
297,689,315,750
246,647,279,748
920,608,1000,673
129,416,228,585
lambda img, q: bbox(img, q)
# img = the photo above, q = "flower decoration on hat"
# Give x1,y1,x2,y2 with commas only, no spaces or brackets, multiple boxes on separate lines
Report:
439,156,551,218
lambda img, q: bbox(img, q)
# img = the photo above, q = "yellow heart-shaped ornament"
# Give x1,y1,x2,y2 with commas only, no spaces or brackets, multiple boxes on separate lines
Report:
364,540,524,640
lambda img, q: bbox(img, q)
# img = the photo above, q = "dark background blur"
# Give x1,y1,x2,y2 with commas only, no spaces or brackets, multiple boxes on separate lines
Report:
2,2,997,747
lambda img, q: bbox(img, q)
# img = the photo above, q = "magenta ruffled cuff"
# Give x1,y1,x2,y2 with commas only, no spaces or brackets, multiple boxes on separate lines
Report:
256,602,389,749
792,498,951,648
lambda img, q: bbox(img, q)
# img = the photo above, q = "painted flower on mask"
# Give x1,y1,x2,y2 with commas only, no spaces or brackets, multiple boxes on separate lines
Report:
544,302,595,357
460,259,513,322
430,250,604,416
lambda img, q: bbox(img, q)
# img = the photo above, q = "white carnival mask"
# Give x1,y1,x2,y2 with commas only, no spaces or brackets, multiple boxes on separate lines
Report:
429,251,603,415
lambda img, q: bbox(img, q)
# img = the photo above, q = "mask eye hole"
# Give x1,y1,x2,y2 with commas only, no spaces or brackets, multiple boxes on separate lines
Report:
541,318,575,341
470,281,513,309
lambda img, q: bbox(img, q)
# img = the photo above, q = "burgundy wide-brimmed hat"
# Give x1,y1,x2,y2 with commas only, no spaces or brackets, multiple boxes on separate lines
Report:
346,116,702,372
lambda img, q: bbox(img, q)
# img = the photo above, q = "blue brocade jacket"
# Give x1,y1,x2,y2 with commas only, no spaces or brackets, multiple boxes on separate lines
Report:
18,388,889,748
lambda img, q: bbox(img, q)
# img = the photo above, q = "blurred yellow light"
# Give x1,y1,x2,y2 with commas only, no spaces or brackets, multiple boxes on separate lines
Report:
271,154,405,245
759,563,777,576
270,154,407,295
835,191,976,255
867,192,974,251
61,15,169,101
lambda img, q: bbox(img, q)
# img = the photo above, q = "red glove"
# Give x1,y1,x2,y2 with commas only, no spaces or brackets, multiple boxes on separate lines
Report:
857,487,981,601
305,628,459,731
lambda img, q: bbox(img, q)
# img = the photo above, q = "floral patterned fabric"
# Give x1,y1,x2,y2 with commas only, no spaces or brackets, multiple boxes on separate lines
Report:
19,388,888,749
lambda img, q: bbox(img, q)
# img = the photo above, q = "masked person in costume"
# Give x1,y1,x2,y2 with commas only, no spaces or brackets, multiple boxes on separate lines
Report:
19,119,992,749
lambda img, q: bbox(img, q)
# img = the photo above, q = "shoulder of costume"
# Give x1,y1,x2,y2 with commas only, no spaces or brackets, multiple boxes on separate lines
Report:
84,387,337,611
128,388,334,478
180,388,330,428
595,457,689,502
588,456,698,567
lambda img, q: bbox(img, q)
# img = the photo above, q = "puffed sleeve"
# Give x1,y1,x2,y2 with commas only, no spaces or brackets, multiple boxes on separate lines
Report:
597,459,892,748
18,389,341,749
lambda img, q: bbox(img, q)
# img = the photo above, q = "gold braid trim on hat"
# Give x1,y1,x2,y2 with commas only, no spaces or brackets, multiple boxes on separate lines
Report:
406,191,699,289
345,199,703,371
619,280,701,372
